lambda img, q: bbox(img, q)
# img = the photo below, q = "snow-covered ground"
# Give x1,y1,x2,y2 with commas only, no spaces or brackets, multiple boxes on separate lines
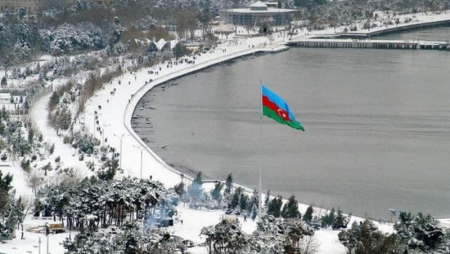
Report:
287,11,450,39
0,215,71,254
4,11,450,253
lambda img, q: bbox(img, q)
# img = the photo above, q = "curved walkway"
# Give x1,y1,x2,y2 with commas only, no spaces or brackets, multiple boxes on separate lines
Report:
83,37,274,187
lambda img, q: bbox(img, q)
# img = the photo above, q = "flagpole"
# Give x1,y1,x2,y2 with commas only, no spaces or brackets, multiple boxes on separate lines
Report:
259,82,263,223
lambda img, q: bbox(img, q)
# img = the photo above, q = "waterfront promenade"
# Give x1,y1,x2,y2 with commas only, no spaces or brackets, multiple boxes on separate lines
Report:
338,11,450,38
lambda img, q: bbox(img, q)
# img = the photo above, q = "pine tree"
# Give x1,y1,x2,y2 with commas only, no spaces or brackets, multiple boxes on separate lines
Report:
334,208,347,229
230,187,242,209
210,182,223,202
251,204,258,221
188,172,203,201
247,189,259,213
174,181,185,197
264,189,270,206
225,173,233,195
267,195,283,218
194,172,203,185
328,208,336,227
0,171,13,192
321,214,329,228
0,171,13,213
0,120,4,135
42,163,52,176
281,195,301,219
28,127,34,144
239,193,248,211
303,205,314,223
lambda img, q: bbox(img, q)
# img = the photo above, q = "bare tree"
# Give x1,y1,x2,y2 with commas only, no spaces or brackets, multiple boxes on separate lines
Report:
19,195,34,221
26,170,44,195
51,168,85,187
174,9,198,40
299,236,320,254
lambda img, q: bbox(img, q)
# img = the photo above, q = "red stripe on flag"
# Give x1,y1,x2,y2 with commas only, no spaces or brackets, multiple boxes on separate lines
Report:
262,95,279,112
262,95,290,121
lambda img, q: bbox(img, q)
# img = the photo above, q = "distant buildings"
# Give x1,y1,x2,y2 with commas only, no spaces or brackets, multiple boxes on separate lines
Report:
0,0,118,14
0,0,43,14
0,93,11,104
0,92,27,114
226,1,296,26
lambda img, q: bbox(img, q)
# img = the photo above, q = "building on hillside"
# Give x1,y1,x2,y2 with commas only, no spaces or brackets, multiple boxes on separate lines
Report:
0,93,11,104
0,0,42,14
0,0,119,14
225,1,296,26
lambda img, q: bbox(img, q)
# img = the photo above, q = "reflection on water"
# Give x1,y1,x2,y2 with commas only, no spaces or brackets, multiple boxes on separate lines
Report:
133,28,450,219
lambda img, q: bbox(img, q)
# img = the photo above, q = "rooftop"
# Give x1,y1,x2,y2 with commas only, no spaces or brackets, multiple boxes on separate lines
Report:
0,93,11,99
228,8,296,13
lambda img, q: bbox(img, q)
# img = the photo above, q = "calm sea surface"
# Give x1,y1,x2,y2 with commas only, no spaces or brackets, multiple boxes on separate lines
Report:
132,27,450,219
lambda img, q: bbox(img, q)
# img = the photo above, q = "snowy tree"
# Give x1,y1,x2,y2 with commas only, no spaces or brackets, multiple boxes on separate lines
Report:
239,192,248,212
201,219,249,254
251,215,315,254
225,172,233,195
229,187,242,210
267,195,283,218
173,181,185,197
264,189,270,206
321,207,336,228
281,195,301,219
211,181,223,202
303,205,314,223
246,189,258,214
284,219,315,253
26,170,44,194
251,204,258,221
395,212,449,252
36,177,177,231
339,220,406,254
0,171,13,213
188,172,204,204
334,208,350,230
64,221,187,254
0,172,15,240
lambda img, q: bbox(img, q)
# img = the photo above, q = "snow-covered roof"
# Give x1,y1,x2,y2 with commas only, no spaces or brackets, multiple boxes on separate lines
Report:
0,93,11,99
228,8,296,13
156,39,167,50
251,1,268,8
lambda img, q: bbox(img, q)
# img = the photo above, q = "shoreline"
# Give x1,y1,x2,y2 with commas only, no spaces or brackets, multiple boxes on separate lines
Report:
72,12,450,222
130,51,272,181
123,47,273,182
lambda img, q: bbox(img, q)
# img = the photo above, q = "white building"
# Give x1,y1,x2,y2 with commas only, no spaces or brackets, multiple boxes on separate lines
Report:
0,93,11,104
226,1,296,26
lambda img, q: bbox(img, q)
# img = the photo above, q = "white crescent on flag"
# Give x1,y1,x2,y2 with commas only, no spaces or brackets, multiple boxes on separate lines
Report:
277,109,289,121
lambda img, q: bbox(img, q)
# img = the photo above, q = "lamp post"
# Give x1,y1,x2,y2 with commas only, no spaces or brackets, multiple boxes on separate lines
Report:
114,133,128,169
45,222,49,254
101,124,110,146
133,145,145,179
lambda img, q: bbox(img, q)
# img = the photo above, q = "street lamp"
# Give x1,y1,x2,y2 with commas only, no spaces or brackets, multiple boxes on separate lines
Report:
133,145,146,179
45,222,49,254
113,133,129,169
101,124,111,146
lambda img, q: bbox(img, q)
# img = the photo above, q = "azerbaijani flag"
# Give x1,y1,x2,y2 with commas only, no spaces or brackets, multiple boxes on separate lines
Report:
262,85,305,131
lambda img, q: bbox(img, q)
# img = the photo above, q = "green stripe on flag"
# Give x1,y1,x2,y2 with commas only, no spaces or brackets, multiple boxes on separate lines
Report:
263,106,305,131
